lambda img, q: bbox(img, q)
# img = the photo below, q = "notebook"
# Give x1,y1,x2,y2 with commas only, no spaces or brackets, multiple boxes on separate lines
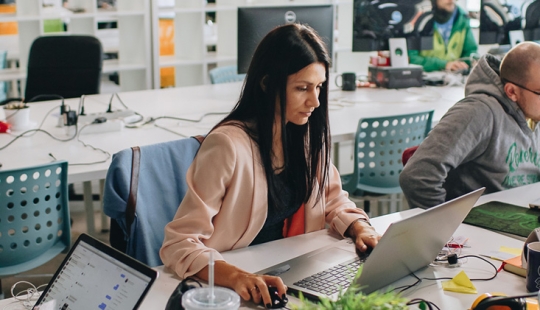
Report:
33,234,158,310
257,187,485,301
463,200,540,237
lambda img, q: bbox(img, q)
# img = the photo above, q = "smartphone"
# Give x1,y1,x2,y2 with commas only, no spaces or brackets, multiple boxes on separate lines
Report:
529,197,540,209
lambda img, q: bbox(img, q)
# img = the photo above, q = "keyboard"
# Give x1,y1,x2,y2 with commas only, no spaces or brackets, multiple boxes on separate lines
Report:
293,256,365,296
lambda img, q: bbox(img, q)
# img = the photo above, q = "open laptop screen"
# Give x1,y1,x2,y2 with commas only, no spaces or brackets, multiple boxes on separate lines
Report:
33,234,157,310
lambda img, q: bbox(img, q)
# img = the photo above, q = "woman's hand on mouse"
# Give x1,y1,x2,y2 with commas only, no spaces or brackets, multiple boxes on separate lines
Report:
347,219,381,253
196,261,287,307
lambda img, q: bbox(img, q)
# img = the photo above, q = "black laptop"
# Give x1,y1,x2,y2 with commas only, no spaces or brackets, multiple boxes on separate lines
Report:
33,234,157,310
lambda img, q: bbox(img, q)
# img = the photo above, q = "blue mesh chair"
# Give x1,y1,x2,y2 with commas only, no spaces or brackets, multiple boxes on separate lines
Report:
0,50,7,102
209,65,246,84
341,110,433,216
0,161,71,295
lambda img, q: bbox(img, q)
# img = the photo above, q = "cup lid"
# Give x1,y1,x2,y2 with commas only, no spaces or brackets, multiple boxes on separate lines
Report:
182,287,240,310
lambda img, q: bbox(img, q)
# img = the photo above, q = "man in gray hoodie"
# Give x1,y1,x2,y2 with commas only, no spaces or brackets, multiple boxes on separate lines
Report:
400,42,540,209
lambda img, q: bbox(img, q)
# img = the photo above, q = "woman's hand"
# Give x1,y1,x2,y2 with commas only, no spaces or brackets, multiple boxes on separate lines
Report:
196,261,288,308
347,219,381,254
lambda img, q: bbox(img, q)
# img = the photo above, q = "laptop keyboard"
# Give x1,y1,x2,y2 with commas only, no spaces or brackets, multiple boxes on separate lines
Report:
293,256,365,296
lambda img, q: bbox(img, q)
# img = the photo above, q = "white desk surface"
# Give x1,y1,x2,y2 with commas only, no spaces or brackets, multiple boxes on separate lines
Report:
0,82,464,184
0,183,537,309
135,183,539,310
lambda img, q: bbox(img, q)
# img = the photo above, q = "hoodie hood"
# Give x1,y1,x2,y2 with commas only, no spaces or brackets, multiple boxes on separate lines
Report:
465,53,527,126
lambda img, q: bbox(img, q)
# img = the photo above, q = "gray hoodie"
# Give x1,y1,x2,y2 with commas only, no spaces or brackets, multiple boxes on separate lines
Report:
400,54,540,209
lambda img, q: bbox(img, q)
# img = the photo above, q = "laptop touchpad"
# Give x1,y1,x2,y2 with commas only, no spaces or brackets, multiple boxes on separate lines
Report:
309,248,356,264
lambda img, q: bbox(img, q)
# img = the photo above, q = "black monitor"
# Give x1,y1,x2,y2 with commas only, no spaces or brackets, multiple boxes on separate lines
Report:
479,0,540,45
237,5,334,74
352,0,434,52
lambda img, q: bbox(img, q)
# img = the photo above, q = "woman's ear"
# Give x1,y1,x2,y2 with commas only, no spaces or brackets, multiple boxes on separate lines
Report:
260,75,268,92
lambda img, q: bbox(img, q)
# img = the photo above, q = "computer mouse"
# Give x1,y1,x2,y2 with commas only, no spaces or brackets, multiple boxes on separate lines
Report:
259,286,288,309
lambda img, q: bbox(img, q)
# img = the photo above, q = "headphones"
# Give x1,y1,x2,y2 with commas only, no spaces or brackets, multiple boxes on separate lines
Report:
470,292,539,310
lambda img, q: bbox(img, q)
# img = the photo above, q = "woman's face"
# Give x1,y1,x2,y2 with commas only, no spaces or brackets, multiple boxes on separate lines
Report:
278,62,326,125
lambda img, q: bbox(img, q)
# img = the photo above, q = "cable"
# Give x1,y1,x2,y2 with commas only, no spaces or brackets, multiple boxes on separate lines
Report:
422,255,499,282
0,124,78,151
407,298,441,310
126,112,229,129
48,123,111,166
392,254,500,294
5,280,47,310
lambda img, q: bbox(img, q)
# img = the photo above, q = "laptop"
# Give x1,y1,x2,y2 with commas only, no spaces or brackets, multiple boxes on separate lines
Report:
33,234,158,310
257,188,485,301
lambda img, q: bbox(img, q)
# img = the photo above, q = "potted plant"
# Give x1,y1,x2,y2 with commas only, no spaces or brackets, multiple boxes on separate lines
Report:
3,101,30,131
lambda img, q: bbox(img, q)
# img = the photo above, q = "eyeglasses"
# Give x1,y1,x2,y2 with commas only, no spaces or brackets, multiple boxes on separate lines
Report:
502,78,540,97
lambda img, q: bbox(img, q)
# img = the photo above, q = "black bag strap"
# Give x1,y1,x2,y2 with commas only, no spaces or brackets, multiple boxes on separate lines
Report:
123,135,205,238
125,146,140,236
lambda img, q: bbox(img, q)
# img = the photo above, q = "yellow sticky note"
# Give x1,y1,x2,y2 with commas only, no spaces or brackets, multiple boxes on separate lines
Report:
442,270,477,294
500,246,522,256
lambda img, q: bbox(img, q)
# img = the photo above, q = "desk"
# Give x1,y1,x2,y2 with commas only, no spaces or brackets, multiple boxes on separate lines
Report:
134,183,538,310
0,83,465,235
0,183,535,309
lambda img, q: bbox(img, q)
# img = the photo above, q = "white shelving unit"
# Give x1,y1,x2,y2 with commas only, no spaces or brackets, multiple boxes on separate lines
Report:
0,0,152,94
151,0,361,88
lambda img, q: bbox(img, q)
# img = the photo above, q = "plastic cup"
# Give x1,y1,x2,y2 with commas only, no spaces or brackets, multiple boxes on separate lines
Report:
182,287,240,310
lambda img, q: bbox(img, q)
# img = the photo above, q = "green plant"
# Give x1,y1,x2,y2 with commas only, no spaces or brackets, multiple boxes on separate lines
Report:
290,266,410,310
4,101,27,109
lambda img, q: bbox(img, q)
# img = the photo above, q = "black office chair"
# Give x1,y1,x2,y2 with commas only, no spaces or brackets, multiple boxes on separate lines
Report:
0,35,103,104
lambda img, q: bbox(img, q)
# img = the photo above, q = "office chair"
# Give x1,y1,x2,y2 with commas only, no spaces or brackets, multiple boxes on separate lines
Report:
0,50,6,102
524,0,540,30
102,136,203,267
0,161,71,298
208,65,246,84
340,110,433,217
0,35,102,105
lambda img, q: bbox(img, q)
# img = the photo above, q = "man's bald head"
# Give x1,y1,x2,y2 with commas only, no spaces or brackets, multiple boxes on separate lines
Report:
500,42,540,85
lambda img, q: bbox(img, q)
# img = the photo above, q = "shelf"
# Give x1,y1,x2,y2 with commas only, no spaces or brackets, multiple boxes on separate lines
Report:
0,68,26,82
102,60,147,73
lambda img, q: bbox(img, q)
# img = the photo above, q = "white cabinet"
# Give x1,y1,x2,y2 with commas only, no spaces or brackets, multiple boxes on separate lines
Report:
0,0,152,93
152,0,358,88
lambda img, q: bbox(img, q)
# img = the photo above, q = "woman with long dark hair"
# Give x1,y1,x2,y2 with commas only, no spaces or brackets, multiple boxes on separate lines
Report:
160,23,380,306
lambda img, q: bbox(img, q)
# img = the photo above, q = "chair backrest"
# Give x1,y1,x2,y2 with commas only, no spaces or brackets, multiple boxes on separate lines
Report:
209,65,246,84
524,0,540,29
25,35,103,102
342,110,433,196
102,137,203,267
0,161,71,277
0,50,7,102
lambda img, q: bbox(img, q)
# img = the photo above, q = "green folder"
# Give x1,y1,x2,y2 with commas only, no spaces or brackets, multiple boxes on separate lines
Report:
463,201,540,237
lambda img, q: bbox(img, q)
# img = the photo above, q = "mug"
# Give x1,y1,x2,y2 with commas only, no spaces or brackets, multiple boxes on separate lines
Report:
335,72,357,91
526,241,540,292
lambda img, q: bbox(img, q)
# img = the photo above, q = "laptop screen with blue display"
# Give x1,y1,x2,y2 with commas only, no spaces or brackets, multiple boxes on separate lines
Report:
33,234,157,310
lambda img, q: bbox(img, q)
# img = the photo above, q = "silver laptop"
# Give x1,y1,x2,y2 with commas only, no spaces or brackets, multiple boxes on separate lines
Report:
257,188,485,301
33,234,157,310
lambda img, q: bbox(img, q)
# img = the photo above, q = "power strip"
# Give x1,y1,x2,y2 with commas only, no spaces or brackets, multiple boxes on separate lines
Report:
78,110,136,124
79,119,124,135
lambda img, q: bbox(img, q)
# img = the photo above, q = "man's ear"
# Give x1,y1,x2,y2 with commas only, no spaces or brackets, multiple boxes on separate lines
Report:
260,75,268,92
504,83,519,102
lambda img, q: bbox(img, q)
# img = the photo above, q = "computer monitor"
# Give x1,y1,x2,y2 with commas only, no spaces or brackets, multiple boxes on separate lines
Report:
352,0,434,52
479,0,540,45
237,5,334,74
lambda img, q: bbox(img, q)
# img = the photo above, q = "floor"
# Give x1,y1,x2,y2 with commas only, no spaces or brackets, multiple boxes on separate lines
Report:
1,198,110,299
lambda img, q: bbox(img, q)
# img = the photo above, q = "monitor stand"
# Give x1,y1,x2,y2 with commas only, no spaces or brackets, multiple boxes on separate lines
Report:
389,38,409,67
509,30,525,47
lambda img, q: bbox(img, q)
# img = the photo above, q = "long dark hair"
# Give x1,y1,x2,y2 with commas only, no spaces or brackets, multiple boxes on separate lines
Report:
214,23,331,209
